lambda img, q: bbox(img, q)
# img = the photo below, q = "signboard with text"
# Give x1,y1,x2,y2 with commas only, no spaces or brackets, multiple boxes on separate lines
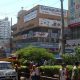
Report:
24,10,37,22
39,5,67,16
39,18,61,28
39,18,67,28
68,0,80,27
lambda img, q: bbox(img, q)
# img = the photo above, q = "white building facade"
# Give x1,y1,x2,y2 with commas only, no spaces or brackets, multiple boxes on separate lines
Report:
0,17,11,57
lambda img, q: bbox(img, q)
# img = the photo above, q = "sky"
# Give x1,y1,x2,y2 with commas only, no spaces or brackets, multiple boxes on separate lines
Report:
0,0,68,25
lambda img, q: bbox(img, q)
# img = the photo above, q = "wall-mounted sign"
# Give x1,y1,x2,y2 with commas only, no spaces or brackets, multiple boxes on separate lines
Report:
39,5,67,16
34,32,48,37
66,39,80,46
24,10,37,22
39,18,61,28
68,0,80,25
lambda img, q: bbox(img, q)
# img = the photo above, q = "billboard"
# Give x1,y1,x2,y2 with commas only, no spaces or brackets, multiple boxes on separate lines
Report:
33,32,48,37
39,18,67,28
68,0,80,27
39,18,61,28
24,10,37,22
39,5,67,16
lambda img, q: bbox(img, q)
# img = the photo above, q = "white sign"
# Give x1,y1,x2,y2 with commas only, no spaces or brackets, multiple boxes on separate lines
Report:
69,18,80,24
34,32,48,37
66,39,80,46
39,5,67,16
24,10,37,22
39,18,61,28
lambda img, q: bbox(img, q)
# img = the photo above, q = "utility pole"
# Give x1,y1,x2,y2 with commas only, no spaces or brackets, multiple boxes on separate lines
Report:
59,0,65,55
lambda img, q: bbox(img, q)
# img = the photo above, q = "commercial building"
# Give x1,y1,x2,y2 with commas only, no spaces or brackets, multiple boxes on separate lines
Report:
0,17,11,57
12,5,68,52
66,0,80,52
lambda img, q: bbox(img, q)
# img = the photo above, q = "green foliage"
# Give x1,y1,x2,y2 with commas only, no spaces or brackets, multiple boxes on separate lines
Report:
39,65,73,78
62,54,76,64
62,46,80,64
39,65,61,76
15,46,55,65
75,46,80,54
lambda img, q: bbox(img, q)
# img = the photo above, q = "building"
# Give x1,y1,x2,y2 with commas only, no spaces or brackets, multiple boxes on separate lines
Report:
12,5,68,53
66,0,80,52
0,17,11,57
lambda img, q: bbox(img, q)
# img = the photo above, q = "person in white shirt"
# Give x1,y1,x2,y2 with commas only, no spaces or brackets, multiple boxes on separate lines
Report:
30,64,40,80
30,65,36,80
59,63,67,80
35,65,40,80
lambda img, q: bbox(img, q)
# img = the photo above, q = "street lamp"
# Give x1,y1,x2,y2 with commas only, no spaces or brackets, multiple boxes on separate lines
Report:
59,0,65,55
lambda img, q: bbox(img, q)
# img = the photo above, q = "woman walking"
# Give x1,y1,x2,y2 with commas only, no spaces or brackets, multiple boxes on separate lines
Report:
30,65,36,80
59,63,68,80
30,64,40,80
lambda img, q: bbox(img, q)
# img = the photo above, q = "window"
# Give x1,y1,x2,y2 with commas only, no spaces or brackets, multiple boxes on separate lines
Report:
0,63,13,70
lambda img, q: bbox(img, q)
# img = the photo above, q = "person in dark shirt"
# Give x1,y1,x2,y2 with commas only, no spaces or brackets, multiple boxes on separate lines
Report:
26,62,31,80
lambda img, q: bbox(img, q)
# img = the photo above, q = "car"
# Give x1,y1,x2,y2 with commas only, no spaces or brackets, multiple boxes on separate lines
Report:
0,61,18,80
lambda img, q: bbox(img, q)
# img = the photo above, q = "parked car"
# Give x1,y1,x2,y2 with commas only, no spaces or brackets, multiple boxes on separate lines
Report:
0,61,18,80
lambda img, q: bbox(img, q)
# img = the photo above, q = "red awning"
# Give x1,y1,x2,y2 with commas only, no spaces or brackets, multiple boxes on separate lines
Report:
68,22,80,28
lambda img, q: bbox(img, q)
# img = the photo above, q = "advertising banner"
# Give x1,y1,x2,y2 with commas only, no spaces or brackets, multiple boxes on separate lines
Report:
39,18,61,28
24,10,37,22
39,5,67,16
69,0,80,26
34,32,48,37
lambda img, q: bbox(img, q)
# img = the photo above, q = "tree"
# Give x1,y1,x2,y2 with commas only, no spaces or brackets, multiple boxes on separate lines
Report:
62,54,76,65
62,46,80,64
15,46,55,65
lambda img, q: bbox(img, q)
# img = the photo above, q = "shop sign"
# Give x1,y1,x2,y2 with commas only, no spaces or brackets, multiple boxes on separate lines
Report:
34,32,48,37
39,18,61,28
69,0,80,25
24,10,37,22
39,5,67,16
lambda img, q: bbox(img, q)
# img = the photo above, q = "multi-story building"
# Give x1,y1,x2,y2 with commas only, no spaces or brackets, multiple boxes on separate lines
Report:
12,5,68,53
66,0,80,52
0,17,11,57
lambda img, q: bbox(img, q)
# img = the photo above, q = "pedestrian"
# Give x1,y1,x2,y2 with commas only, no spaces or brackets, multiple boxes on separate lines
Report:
14,64,19,80
35,64,40,80
30,65,36,80
66,65,71,80
59,63,68,80
43,60,47,65
26,62,31,80
71,62,80,80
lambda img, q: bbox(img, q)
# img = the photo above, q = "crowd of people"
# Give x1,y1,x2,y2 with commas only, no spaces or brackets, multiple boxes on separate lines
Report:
15,61,80,80
59,62,80,80
20,62,40,80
